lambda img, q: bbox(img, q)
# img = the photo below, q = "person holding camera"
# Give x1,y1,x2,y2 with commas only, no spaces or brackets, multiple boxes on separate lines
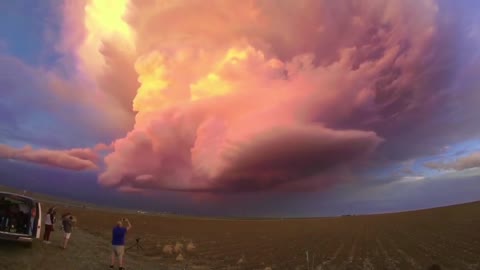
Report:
61,213,75,249
110,218,132,270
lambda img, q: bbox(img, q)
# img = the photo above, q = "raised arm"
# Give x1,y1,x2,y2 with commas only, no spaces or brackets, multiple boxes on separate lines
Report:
125,218,132,231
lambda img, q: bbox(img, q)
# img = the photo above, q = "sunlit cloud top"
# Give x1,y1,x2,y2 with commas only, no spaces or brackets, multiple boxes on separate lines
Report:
0,0,479,215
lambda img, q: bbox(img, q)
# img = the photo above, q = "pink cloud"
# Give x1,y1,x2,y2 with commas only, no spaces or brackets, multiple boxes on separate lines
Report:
99,122,382,192
64,147,99,163
0,144,98,171
51,0,472,194
208,125,382,192
117,185,147,194
93,143,114,152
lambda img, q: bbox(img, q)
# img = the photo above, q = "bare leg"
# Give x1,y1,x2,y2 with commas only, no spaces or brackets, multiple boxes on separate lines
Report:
63,237,69,249
111,252,115,267
118,254,124,268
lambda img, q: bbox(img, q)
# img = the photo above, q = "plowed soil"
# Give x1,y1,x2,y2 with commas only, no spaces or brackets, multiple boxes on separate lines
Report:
0,186,479,270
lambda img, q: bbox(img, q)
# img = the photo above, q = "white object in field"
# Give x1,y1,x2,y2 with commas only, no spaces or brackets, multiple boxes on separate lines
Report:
174,241,184,253
176,253,184,261
163,244,173,255
237,255,246,264
186,241,196,252
36,202,42,239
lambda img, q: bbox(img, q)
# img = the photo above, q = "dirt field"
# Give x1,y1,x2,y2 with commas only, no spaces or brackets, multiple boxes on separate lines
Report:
0,186,479,270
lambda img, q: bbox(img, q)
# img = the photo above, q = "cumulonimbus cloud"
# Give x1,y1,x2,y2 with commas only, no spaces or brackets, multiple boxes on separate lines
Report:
6,0,476,195
53,0,474,193
0,144,99,171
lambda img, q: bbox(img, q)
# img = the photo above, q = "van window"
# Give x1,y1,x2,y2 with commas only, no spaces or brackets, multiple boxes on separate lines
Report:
0,194,35,236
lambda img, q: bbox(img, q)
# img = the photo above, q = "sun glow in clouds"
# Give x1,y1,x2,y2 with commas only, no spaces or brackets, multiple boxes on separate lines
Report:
31,0,475,195
190,48,252,101
78,0,135,77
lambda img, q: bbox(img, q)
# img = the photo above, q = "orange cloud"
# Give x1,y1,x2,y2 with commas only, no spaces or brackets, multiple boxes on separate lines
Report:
46,0,138,137
56,0,457,193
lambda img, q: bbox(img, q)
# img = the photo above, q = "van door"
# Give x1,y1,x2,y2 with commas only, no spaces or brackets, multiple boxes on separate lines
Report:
34,202,42,239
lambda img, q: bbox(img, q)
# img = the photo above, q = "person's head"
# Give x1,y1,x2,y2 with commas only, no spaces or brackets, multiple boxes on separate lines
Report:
116,220,123,227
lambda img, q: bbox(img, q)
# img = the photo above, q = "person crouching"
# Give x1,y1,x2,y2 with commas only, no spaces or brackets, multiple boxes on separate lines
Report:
110,218,132,270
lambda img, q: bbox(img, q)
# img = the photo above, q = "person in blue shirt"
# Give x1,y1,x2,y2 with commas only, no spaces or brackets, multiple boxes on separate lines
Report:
110,218,132,270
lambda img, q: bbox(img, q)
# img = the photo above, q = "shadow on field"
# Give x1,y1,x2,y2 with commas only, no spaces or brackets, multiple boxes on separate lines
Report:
0,241,33,252
0,240,39,267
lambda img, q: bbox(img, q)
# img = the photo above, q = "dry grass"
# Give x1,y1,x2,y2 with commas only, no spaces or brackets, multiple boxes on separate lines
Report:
1,185,479,269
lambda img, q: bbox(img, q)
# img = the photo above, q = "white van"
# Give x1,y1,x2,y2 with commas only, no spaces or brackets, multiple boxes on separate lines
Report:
0,192,42,247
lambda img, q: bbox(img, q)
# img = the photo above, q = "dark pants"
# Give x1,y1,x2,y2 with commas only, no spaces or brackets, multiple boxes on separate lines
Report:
43,224,53,241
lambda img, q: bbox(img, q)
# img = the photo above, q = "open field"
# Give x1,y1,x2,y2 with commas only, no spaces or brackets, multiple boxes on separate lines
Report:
0,185,479,270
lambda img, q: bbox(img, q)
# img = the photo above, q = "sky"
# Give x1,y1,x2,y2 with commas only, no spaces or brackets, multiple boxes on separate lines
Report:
0,0,479,217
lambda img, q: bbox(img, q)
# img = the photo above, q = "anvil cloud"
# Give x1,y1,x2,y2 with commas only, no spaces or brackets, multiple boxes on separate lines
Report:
1,0,479,198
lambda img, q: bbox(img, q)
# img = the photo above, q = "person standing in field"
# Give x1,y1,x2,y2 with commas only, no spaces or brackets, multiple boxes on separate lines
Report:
43,207,56,243
61,213,75,249
110,218,132,270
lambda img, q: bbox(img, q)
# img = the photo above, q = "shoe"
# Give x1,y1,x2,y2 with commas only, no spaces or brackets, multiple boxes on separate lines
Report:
109,265,114,269
119,267,125,270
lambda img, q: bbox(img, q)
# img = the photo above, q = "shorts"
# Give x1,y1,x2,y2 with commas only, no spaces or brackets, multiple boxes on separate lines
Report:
112,245,125,257
64,232,71,239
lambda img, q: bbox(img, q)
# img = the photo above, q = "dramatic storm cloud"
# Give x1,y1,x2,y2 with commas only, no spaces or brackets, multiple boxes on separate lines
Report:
1,0,479,213
90,0,477,193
